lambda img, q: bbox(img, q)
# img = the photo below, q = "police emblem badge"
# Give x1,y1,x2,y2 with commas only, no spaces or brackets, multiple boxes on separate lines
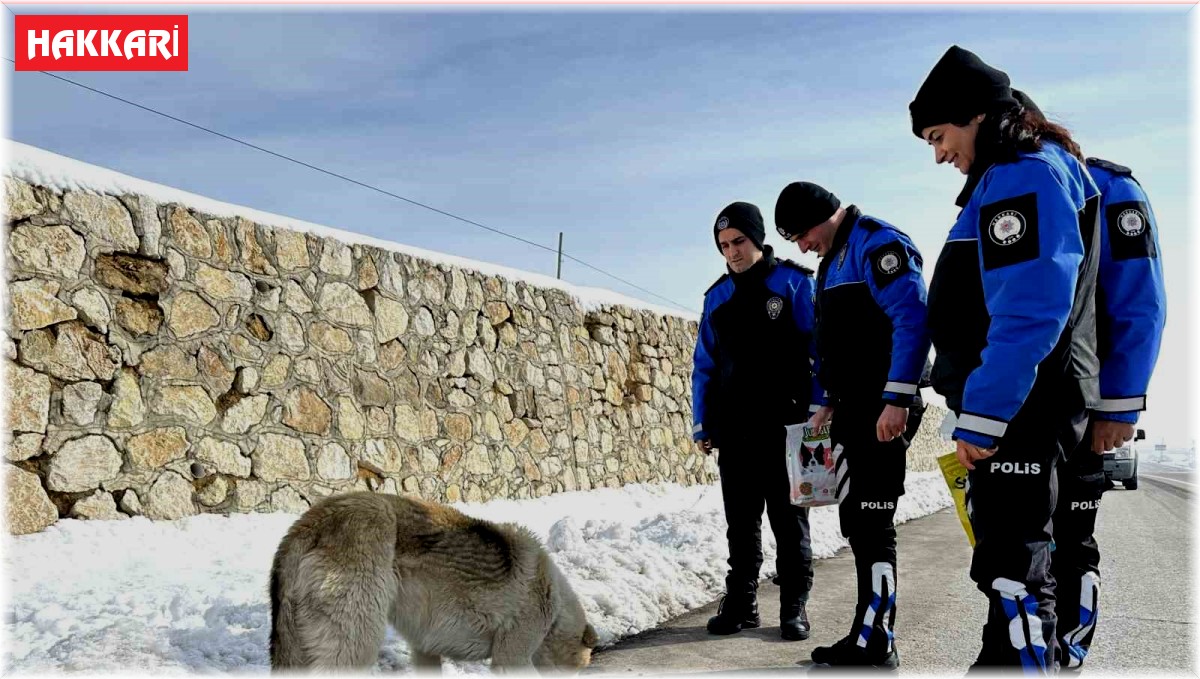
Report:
766,296,783,319
1106,200,1156,261
877,251,901,274
1117,208,1147,237
980,193,1039,270
988,210,1026,246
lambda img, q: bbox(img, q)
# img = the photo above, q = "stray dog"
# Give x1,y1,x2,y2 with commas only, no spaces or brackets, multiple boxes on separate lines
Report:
269,492,597,673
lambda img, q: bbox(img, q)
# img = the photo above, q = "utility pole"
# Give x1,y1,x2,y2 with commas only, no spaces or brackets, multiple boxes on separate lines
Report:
556,232,563,279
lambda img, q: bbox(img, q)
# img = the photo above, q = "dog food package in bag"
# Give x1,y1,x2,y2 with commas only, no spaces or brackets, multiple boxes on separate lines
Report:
785,422,840,507
937,452,976,547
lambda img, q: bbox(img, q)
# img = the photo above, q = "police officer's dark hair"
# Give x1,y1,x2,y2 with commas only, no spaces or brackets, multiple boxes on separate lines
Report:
949,103,1084,167
1006,103,1084,161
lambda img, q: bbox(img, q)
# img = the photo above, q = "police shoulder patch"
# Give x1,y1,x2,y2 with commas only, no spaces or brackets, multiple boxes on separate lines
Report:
1105,200,1157,260
868,240,908,288
979,192,1040,271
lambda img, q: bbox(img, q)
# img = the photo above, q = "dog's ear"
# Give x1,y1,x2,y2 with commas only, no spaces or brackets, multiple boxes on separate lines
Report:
582,623,598,648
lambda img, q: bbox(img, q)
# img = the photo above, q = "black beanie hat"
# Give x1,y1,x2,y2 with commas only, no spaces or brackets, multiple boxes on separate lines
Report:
774,182,841,239
1011,89,1044,118
714,201,766,252
909,45,1019,138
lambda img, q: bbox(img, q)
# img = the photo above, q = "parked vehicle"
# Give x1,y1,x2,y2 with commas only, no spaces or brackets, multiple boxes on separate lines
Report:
1103,428,1146,490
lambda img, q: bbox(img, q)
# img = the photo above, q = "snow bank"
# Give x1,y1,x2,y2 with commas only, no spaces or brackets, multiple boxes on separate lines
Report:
3,474,951,673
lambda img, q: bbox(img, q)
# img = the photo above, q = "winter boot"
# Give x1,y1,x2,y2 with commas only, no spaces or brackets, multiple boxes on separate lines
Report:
811,633,899,670
779,587,811,641
706,593,760,635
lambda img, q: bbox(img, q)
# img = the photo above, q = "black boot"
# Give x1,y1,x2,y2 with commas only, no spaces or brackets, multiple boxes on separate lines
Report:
706,593,760,635
811,633,899,670
779,586,811,641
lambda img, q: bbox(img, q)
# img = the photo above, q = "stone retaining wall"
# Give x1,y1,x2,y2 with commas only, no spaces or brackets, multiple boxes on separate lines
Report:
3,166,950,535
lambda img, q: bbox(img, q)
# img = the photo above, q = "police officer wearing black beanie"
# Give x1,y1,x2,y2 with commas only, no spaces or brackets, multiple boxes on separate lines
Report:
910,46,1101,673
693,201,824,641
775,181,931,670
712,201,767,253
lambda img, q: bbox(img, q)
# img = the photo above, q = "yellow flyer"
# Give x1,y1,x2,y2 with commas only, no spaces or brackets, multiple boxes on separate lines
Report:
938,452,976,547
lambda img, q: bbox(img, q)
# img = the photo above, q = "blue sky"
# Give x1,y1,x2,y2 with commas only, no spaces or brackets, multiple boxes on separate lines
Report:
5,5,1192,445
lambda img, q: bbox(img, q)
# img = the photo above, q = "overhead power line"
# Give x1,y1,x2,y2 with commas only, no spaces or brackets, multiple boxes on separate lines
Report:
3,54,698,315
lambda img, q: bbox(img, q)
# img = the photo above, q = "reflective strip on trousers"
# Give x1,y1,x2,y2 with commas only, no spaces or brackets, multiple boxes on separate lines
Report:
992,577,1050,673
858,562,896,652
1062,571,1100,668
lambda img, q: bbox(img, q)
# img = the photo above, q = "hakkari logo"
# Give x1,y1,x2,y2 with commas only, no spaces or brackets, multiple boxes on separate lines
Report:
16,15,188,71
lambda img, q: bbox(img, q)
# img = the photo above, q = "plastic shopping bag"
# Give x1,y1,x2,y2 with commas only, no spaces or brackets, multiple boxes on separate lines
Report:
786,422,840,507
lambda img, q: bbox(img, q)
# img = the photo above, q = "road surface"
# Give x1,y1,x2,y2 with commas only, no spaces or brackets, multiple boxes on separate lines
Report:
590,464,1193,674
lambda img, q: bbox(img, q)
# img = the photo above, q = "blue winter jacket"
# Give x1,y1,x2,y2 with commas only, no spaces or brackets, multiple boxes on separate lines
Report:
927,141,1102,448
1086,157,1167,424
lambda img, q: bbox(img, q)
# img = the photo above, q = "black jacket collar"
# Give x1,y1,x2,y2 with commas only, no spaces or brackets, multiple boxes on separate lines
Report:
827,205,861,259
730,245,777,286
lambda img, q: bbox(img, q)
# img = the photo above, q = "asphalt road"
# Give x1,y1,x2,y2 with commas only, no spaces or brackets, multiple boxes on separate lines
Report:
589,465,1194,675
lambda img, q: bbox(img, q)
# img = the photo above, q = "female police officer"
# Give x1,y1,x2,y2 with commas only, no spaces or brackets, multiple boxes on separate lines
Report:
908,46,1101,672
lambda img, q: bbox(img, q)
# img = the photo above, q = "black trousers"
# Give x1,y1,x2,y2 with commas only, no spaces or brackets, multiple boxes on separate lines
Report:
1051,419,1106,670
967,407,1088,672
716,425,814,606
830,402,920,656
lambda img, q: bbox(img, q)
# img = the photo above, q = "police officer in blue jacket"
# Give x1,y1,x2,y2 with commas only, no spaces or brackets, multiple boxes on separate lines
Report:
774,182,931,669
1013,89,1168,671
693,201,822,641
909,46,1101,672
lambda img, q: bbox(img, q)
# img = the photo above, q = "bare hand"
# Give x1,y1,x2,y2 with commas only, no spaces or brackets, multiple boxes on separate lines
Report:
808,406,834,429
696,439,714,455
956,438,997,471
1092,421,1136,454
876,404,909,442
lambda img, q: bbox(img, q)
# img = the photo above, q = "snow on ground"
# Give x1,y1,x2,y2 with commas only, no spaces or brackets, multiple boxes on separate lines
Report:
3,474,951,674
4,141,697,321
1146,451,1196,472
